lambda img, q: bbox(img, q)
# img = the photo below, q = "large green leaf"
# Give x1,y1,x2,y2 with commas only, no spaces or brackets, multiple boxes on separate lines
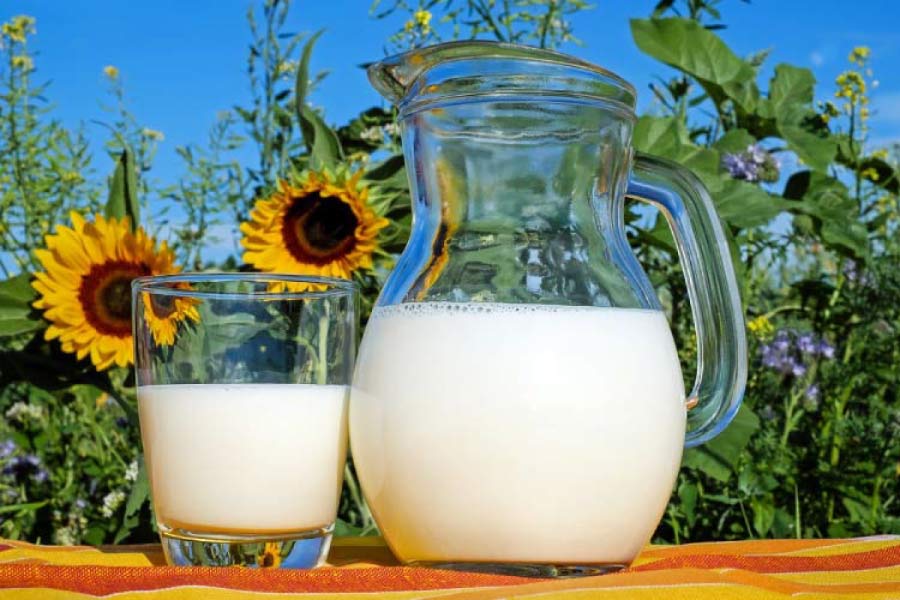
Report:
0,273,42,338
682,403,759,481
821,220,868,258
766,67,835,172
713,128,755,154
633,115,719,175
105,149,140,229
294,30,343,170
631,18,758,111
779,117,837,172
766,64,815,119
713,179,789,229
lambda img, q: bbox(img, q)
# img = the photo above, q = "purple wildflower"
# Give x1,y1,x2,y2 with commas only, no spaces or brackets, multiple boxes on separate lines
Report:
2,454,43,480
74,498,88,510
722,143,780,183
722,153,759,182
843,260,873,287
115,416,129,429
817,340,835,359
803,384,821,411
760,329,834,377
748,144,767,164
0,439,15,459
32,468,48,484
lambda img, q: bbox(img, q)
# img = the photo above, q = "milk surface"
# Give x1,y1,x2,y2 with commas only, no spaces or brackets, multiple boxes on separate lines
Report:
138,383,348,534
350,302,686,565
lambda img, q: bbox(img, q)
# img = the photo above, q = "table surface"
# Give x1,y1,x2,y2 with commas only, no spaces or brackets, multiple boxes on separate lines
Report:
0,535,899,598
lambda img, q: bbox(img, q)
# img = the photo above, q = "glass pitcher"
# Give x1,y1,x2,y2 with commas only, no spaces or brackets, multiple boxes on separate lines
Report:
350,41,747,577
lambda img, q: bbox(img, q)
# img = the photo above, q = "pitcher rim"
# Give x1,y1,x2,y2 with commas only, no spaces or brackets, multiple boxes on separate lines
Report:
368,40,637,114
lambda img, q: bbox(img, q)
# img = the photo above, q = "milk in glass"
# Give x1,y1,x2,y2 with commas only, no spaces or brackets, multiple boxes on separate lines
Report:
139,384,348,534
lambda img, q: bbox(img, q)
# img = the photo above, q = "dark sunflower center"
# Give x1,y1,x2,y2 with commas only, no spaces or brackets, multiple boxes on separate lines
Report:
149,294,176,320
282,192,359,265
79,261,150,337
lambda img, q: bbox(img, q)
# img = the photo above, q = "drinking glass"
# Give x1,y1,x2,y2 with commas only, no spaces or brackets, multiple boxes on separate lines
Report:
132,274,357,568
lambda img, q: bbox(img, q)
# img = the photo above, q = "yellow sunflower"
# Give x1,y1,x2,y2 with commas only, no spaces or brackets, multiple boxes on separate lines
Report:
32,212,194,371
240,170,389,280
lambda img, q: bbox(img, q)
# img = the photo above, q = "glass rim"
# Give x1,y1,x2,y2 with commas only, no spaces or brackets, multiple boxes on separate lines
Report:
132,273,358,300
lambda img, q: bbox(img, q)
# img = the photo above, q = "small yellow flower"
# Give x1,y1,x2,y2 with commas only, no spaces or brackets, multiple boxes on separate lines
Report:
1,15,36,44
276,60,297,77
748,315,775,339
11,54,33,71
849,46,871,65
860,167,879,182
141,127,164,141
95,392,112,409
414,9,432,28
103,65,119,80
871,148,889,160
61,171,83,185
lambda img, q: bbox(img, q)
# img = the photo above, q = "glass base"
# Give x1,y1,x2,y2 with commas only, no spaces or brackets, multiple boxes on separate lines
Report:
160,523,333,568
410,560,626,578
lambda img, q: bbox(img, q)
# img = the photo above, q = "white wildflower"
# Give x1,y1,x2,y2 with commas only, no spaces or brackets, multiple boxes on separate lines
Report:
5,402,43,423
360,125,384,143
100,490,126,518
124,460,139,482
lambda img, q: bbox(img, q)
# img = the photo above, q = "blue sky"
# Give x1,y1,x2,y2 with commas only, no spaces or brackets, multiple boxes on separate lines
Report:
3,0,900,250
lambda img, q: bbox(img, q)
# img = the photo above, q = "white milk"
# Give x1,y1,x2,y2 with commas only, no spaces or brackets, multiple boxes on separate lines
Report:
138,384,348,534
350,302,686,566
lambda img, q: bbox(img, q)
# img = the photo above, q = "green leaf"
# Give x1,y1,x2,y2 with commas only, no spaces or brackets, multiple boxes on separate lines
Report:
780,120,836,172
333,518,365,537
0,273,42,338
115,456,150,543
679,481,699,527
767,66,835,171
0,500,47,515
821,220,868,257
630,18,758,111
632,116,720,175
299,107,344,170
294,30,342,170
105,149,140,229
682,403,759,481
713,129,755,154
766,64,815,119
713,179,789,229
751,496,776,537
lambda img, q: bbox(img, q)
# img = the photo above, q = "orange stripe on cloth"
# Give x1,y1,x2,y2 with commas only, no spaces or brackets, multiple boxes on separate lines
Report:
0,564,529,596
629,544,900,574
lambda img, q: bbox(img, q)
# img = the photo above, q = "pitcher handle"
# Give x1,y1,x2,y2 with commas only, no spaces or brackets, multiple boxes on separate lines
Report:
626,153,747,448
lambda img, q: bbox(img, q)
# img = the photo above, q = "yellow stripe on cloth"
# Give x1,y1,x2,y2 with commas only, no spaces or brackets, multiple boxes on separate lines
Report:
0,536,898,598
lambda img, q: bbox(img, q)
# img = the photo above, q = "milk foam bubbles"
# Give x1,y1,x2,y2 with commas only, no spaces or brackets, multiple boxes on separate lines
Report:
138,384,348,534
350,302,686,565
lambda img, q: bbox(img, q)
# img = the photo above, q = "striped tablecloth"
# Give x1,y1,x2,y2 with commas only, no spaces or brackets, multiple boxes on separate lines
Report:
0,535,899,598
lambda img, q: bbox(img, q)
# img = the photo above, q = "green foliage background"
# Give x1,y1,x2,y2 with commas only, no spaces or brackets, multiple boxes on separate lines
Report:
0,0,898,545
